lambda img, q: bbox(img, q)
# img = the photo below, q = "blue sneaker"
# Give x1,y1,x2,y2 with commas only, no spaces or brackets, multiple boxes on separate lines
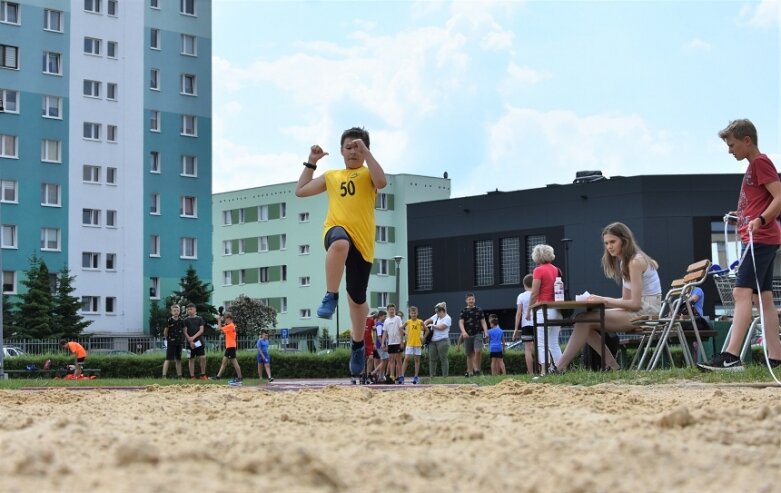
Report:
349,342,365,377
397,376,405,385
412,376,419,384
317,292,338,319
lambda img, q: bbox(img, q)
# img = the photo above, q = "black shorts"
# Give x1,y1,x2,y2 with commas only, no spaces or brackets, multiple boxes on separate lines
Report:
387,344,402,354
736,243,779,292
324,226,372,305
166,343,183,361
373,349,380,360
490,351,504,359
224,347,237,359
520,325,534,342
189,344,205,358
76,357,85,363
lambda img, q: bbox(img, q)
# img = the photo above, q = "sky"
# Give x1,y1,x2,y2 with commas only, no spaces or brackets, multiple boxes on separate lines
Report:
212,0,780,198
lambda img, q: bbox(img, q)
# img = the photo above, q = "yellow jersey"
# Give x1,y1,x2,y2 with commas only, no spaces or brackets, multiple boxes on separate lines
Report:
405,319,424,348
323,166,377,262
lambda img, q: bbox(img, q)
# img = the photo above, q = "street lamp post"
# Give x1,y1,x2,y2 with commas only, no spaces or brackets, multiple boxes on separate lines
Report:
1,98,5,379
393,256,404,308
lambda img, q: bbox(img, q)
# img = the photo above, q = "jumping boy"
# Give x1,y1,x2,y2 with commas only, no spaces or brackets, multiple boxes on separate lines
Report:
400,306,424,384
61,340,87,378
699,119,781,371
512,274,536,375
162,304,184,378
295,127,387,382
183,303,208,380
215,313,243,384
257,330,273,383
487,314,506,375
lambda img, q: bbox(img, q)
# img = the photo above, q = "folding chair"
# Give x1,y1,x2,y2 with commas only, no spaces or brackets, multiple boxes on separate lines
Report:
630,259,711,370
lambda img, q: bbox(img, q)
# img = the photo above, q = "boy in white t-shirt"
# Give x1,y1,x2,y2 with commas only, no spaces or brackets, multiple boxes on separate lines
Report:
512,274,536,375
383,303,404,384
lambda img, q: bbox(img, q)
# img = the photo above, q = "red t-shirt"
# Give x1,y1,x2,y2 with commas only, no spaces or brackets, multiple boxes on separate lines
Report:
737,154,781,245
533,263,558,302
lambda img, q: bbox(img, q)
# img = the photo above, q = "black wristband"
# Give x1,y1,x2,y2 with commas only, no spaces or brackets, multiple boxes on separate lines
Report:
303,161,316,170
760,215,767,225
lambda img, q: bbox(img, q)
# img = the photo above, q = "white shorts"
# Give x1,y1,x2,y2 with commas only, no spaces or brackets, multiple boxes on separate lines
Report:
404,346,422,356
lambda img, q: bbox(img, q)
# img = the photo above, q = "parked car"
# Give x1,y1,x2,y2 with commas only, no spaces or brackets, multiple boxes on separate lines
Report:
2,346,25,357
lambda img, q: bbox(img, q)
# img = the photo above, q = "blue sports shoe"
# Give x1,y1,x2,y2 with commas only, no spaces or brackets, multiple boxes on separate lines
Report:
317,292,338,319
349,341,365,377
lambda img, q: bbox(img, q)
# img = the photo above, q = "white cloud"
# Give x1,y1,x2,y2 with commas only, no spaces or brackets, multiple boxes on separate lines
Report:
738,0,780,28
683,38,712,52
504,62,551,86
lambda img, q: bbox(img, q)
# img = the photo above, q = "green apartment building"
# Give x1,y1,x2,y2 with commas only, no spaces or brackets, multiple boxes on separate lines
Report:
212,173,450,336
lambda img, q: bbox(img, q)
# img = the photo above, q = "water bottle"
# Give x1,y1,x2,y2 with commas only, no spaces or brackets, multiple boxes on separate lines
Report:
554,277,564,301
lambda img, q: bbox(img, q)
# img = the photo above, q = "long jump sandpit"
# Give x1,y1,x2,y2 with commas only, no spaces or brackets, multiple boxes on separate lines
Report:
1,379,780,493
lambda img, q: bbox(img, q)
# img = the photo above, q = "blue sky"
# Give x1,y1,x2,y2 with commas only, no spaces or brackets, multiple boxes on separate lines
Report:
212,0,780,197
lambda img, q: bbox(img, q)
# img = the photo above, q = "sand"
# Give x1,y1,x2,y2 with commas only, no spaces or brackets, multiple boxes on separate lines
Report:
1,380,781,493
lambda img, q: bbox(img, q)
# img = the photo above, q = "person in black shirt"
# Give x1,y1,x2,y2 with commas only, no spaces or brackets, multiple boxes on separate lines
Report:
162,304,185,378
183,303,208,380
459,293,488,377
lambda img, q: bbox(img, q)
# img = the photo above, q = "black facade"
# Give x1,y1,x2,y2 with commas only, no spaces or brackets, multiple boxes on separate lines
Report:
406,174,743,330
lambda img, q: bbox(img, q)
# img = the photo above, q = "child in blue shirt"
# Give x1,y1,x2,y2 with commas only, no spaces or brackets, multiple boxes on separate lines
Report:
487,314,506,375
257,330,273,383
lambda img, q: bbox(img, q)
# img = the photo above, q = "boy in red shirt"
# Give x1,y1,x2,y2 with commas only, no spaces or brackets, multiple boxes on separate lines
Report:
61,340,87,378
216,313,243,384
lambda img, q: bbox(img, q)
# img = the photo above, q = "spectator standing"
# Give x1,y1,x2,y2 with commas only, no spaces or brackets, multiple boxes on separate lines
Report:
400,306,424,384
257,330,273,383
487,314,506,375
162,304,185,378
215,313,243,384
512,275,536,375
424,302,452,378
459,293,488,377
183,303,208,380
383,303,404,383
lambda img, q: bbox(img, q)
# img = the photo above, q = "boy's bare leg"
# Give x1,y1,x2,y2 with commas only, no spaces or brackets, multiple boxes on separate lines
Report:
725,287,756,356
326,240,349,292
231,359,242,379
217,357,228,377
74,361,82,378
199,355,207,376
175,360,182,377
189,358,195,377
162,360,169,377
264,363,272,379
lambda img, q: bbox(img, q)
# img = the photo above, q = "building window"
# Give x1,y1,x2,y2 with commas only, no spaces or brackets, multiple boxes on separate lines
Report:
84,37,101,56
105,296,116,314
82,208,101,227
1,180,17,203
150,68,159,90
237,239,246,254
41,183,61,206
44,9,63,32
150,110,160,131
222,270,231,286
150,192,160,214
180,0,195,16
0,89,18,113
83,79,101,98
82,252,100,269
40,227,60,251
377,258,389,276
150,0,159,8
106,167,117,185
415,246,433,291
42,51,61,75
180,196,196,217
150,277,160,298
238,269,247,285
41,139,62,163
81,296,100,314
106,209,117,227
500,237,521,285
299,244,310,255
259,267,269,283
83,122,101,140
107,124,117,143
106,253,116,270
1,224,17,248
299,212,309,222
259,236,269,252
150,235,160,256
181,73,196,95
107,0,117,16
107,82,117,100
181,155,197,176
42,95,62,119
107,41,117,59
84,0,101,14
525,235,546,274
299,309,311,319
474,239,494,287
181,115,197,136
222,240,232,255
378,292,390,308
150,151,160,173
83,165,100,183
2,270,16,294
180,237,197,259
280,203,287,219
238,208,245,224
375,193,389,210
0,44,18,69
0,134,17,158
376,226,389,243
299,276,310,287
150,28,160,49
259,205,269,221
0,2,19,24
280,234,287,250
222,211,232,225
181,34,196,56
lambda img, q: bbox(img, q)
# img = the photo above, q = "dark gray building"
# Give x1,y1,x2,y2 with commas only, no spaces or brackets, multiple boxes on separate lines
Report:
406,174,749,330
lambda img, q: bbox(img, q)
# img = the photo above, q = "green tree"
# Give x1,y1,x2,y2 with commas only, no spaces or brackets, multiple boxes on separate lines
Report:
226,295,277,339
172,265,217,335
2,294,20,339
16,255,54,339
52,266,92,339
148,299,169,338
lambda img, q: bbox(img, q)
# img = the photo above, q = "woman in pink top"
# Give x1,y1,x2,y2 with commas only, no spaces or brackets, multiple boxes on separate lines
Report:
527,244,563,375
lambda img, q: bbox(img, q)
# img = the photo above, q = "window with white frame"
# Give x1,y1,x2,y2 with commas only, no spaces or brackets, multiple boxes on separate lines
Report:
238,239,245,254
299,244,310,255
180,196,196,217
83,122,100,140
41,139,61,163
1,180,17,203
150,68,159,90
299,276,310,287
107,41,117,59
84,0,101,14
105,296,116,314
83,165,100,183
0,89,18,113
238,208,245,224
81,296,100,313
280,202,287,218
259,236,269,252
376,226,389,243
378,292,391,308
84,37,101,56
40,183,61,206
149,235,160,256
0,134,18,158
239,269,246,285
150,151,160,173
150,28,160,49
106,209,117,227
1,44,18,69
107,124,117,143
222,240,232,255
106,253,116,270
181,155,197,176
42,51,61,75
474,239,494,287
181,34,196,56
181,114,197,136
180,0,195,15
180,237,197,259
1,224,17,248
150,277,160,298
40,227,60,250
300,308,311,319
181,73,196,95
150,192,160,214
259,205,269,221
150,0,159,9
280,298,288,313
222,270,231,286
258,268,270,284
299,212,309,222
375,193,389,210
280,234,287,250
83,79,101,98
150,110,160,131
500,237,521,285
415,245,433,291
281,265,287,282
106,167,117,184
82,208,100,227
377,258,389,276
82,252,100,269
222,210,232,225
0,2,19,24
44,9,63,32
2,270,16,294
42,95,62,119
107,82,117,100
107,0,117,16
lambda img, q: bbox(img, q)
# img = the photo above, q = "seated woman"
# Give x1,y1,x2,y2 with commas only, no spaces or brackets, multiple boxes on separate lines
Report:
555,222,662,371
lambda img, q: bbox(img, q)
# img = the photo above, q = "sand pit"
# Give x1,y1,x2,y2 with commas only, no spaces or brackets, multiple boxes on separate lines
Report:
2,380,781,493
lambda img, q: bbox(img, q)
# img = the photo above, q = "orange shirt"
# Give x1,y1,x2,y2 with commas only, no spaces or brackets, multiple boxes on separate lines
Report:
66,342,87,359
221,323,237,349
